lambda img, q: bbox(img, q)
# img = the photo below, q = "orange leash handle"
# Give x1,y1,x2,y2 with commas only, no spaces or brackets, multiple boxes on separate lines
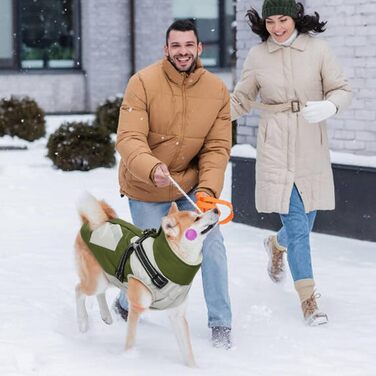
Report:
197,196,234,225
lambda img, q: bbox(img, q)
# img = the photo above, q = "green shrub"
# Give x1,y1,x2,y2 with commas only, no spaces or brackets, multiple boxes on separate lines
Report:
0,112,5,137
93,95,123,133
47,121,116,171
0,96,45,141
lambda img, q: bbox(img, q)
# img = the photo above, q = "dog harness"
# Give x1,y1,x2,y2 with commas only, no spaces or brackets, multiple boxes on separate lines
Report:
80,219,202,310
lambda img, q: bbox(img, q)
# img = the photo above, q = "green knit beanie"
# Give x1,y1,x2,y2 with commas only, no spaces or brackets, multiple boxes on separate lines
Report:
262,0,298,19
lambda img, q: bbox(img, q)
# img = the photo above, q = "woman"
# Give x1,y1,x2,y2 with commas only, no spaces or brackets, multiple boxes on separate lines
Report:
231,0,352,326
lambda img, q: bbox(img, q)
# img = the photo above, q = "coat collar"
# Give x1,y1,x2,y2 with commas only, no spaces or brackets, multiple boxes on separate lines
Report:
266,33,310,53
162,58,205,87
153,229,202,285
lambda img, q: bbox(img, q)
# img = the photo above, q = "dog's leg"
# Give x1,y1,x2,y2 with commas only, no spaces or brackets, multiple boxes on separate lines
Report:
76,284,89,332
94,273,112,325
96,293,112,325
168,300,196,367
75,235,112,330
125,278,152,351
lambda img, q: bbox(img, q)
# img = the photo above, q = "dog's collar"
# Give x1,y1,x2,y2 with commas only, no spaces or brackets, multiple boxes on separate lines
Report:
153,230,201,286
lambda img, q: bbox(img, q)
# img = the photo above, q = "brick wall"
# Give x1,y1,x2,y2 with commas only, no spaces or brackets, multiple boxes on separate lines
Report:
134,0,173,71
81,0,172,112
81,0,130,111
235,0,376,155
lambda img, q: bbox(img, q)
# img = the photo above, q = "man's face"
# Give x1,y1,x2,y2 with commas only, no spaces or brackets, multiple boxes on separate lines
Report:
164,30,202,73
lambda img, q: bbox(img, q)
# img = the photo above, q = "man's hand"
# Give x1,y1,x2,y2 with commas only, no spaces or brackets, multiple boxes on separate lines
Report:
196,191,217,213
301,100,337,123
152,163,170,187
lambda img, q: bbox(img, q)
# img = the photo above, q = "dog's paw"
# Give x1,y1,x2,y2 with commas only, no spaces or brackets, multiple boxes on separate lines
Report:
186,359,198,368
101,313,113,325
78,319,89,333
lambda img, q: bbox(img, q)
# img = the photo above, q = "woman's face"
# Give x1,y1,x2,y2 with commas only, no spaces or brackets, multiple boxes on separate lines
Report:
265,15,295,43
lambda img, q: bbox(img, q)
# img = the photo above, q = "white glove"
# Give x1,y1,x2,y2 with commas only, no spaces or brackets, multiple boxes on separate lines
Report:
301,100,337,123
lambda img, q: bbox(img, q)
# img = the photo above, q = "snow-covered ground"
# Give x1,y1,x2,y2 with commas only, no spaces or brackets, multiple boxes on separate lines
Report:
1,115,375,376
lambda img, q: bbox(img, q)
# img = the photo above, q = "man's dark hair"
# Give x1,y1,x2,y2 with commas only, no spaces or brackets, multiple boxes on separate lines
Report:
165,19,200,45
246,2,327,42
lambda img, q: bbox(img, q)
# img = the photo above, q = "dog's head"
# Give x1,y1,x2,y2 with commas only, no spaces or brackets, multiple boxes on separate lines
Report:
161,202,219,264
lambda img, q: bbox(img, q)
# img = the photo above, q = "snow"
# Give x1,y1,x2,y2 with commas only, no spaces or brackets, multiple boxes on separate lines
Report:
1,116,376,376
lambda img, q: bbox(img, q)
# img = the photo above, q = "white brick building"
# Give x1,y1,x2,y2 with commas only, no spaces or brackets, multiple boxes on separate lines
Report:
235,0,376,155
0,0,234,113
0,0,172,113
1,0,374,156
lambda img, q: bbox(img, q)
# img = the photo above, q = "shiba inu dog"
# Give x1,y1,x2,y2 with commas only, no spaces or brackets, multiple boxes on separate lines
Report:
74,193,219,366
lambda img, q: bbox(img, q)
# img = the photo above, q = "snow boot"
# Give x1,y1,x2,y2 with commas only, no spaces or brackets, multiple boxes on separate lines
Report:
264,235,286,283
301,293,328,326
295,279,328,326
113,298,128,321
211,326,232,350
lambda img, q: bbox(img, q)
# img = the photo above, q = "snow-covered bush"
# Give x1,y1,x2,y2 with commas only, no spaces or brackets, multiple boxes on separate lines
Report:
93,95,123,134
47,122,115,171
0,96,45,141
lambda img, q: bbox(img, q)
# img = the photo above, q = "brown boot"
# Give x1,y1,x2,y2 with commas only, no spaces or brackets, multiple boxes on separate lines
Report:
301,293,328,326
264,235,286,283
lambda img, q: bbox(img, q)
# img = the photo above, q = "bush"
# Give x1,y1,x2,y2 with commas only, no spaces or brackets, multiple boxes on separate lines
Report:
0,114,5,137
0,96,45,141
94,95,123,134
47,122,116,171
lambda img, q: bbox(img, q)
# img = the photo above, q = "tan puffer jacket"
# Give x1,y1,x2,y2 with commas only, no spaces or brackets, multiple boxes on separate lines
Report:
231,34,352,214
116,58,231,202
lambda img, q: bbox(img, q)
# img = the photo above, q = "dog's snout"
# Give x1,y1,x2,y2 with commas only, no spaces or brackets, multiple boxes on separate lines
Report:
213,208,219,215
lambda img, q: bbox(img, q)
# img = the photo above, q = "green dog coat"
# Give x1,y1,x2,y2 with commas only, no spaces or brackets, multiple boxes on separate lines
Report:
80,218,202,310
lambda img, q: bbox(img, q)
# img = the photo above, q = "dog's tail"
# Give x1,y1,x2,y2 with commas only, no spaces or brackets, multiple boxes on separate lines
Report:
76,192,117,230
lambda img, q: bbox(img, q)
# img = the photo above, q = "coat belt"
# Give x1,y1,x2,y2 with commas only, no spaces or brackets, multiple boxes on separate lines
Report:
234,99,302,113
253,100,301,113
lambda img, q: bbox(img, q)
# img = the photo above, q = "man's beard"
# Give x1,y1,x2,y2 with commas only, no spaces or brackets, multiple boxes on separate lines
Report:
167,53,198,74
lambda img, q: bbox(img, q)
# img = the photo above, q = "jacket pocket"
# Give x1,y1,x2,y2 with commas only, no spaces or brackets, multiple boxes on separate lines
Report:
257,119,268,145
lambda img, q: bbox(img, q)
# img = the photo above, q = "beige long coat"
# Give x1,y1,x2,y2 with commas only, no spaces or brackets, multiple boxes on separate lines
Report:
231,33,352,214
117,59,231,202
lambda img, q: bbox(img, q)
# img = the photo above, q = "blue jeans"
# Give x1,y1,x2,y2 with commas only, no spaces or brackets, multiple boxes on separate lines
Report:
118,190,232,328
276,185,317,281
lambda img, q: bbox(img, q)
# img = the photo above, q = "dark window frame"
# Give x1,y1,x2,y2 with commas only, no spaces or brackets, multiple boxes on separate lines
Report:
175,0,235,69
0,0,81,72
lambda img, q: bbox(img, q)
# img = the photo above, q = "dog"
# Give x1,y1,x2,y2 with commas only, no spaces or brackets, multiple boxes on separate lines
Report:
74,192,219,367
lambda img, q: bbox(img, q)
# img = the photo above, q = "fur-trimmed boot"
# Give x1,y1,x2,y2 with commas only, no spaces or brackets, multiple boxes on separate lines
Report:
295,279,328,326
264,235,286,283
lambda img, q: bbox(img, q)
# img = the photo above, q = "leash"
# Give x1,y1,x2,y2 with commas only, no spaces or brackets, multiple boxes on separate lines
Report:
168,175,234,225
168,175,203,213
196,195,234,225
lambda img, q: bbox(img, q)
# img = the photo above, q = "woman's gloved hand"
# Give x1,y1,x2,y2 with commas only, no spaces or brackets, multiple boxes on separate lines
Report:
301,100,337,123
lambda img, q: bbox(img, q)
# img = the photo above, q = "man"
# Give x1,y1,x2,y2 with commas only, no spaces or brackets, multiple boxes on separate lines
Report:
115,19,232,348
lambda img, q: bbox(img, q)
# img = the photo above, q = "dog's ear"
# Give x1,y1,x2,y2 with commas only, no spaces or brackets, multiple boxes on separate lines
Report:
161,216,180,239
168,202,178,215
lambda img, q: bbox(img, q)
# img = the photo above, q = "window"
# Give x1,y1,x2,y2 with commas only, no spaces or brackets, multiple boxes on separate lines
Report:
0,0,14,68
0,0,81,70
173,0,235,68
